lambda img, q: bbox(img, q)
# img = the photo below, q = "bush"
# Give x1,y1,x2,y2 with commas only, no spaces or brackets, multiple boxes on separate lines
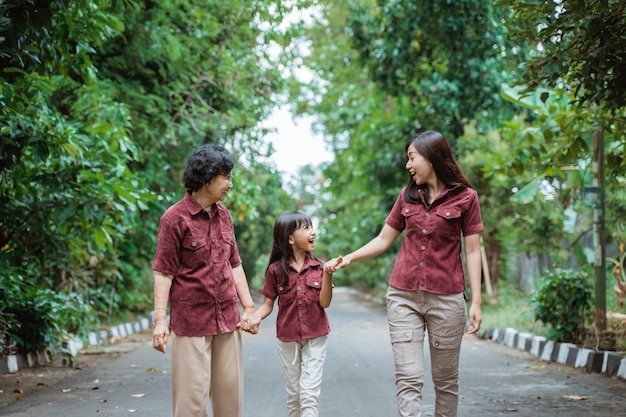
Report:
532,268,593,344
0,269,93,357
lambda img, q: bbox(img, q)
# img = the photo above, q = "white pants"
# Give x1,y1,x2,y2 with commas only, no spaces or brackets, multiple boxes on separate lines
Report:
277,336,328,417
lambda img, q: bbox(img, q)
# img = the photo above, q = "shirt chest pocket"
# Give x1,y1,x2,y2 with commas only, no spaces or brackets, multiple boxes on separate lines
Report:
180,236,207,267
401,205,424,235
305,275,323,302
432,207,462,239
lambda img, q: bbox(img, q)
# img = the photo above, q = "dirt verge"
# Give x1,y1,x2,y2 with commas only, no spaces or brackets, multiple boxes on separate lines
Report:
0,331,151,409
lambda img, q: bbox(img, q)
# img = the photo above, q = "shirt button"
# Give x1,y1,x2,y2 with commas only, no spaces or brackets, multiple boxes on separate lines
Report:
425,212,430,217
434,341,440,347
314,281,319,286
213,258,218,264
422,229,427,234
299,313,304,318
298,300,303,305
191,241,197,247
405,208,409,213
279,286,284,292
446,211,450,216
419,262,424,267
420,245,426,251
211,238,216,243
297,286,302,291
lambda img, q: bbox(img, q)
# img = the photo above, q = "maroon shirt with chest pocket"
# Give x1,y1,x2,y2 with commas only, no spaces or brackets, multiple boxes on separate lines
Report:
385,185,484,295
262,255,331,342
152,192,243,336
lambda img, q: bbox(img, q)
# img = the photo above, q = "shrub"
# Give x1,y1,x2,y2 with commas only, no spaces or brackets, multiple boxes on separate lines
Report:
532,268,593,344
0,269,93,357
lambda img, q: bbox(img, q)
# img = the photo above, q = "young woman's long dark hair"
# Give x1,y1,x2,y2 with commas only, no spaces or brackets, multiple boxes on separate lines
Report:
404,131,472,204
267,211,321,286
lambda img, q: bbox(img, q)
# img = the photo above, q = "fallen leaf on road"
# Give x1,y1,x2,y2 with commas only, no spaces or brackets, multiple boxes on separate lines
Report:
565,395,586,401
527,365,544,370
13,388,23,394
61,388,72,393
131,393,146,398
506,408,519,412
128,409,137,413
147,367,158,372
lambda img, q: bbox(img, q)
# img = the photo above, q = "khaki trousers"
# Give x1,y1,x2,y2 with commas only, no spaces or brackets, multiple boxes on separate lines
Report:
386,286,467,417
170,330,243,417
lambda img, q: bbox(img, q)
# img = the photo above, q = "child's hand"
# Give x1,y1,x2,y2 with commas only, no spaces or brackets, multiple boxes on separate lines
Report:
325,256,345,273
238,310,261,334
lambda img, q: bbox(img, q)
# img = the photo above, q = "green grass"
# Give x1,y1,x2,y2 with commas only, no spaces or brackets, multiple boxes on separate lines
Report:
480,285,547,337
480,283,626,352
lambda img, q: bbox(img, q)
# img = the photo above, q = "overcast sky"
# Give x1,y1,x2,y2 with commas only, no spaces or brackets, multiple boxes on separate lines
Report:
264,106,333,177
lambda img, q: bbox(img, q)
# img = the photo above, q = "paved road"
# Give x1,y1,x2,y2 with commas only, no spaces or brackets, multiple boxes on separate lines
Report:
2,288,626,417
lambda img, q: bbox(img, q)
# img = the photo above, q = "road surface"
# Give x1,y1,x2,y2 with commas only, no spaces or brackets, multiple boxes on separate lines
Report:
1,288,625,416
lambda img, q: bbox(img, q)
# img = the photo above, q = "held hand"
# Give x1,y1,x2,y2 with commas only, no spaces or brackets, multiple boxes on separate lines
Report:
238,308,261,334
325,256,347,273
466,303,482,334
152,322,170,353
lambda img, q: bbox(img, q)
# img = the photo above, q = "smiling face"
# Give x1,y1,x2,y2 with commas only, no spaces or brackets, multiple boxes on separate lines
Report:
205,172,233,203
289,222,316,254
405,143,436,186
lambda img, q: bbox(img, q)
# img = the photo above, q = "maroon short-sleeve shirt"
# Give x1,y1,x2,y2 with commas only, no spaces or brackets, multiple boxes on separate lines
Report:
152,192,243,336
261,255,331,342
385,185,484,294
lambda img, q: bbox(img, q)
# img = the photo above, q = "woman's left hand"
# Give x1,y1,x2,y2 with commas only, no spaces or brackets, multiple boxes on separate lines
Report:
466,303,482,334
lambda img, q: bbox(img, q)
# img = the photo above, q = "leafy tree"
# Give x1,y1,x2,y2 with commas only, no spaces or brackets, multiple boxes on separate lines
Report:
282,1,527,291
1,0,298,354
502,0,626,329
347,0,526,139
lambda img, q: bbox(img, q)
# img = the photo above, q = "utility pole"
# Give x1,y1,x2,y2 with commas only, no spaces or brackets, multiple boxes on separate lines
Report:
592,127,607,331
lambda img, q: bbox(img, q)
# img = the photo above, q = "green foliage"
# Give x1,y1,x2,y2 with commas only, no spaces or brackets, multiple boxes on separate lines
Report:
347,0,526,139
502,0,626,112
1,0,298,355
532,268,593,343
0,266,93,356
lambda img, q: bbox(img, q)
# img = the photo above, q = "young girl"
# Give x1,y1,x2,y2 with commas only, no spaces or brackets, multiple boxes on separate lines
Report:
253,211,340,417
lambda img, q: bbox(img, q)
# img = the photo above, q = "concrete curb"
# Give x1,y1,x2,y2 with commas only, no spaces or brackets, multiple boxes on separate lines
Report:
0,313,155,376
481,327,626,380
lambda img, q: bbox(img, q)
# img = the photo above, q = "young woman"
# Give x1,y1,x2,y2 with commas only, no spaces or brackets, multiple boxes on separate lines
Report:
327,131,484,417
253,211,340,417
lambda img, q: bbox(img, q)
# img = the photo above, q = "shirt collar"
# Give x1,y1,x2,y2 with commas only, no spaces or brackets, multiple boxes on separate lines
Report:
183,192,217,217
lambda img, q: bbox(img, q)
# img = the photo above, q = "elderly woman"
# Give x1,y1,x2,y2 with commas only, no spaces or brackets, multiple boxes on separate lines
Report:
151,144,260,417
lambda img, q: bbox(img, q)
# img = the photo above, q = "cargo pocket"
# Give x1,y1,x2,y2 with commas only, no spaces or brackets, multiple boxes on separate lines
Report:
390,329,416,365
429,332,462,370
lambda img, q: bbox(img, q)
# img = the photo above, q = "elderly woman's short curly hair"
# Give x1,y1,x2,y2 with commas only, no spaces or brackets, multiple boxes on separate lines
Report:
182,144,235,193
